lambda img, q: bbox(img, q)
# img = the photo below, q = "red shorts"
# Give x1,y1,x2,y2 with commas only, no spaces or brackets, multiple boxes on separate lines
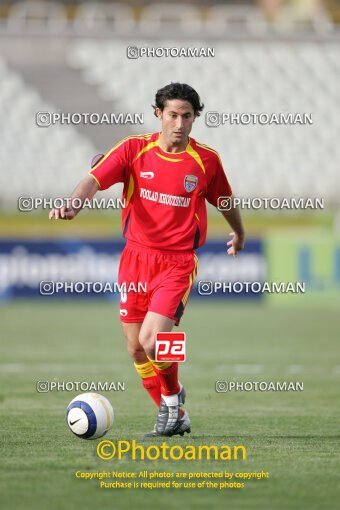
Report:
118,240,198,326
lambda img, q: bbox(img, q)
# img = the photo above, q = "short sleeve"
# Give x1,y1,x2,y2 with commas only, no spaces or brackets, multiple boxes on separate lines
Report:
206,156,232,207
89,138,129,190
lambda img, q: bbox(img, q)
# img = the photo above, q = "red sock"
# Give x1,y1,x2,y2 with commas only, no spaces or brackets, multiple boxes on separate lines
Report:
134,361,161,407
151,361,180,396
141,375,161,407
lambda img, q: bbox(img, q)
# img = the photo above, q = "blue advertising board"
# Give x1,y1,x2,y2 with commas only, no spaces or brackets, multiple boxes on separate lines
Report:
0,239,265,300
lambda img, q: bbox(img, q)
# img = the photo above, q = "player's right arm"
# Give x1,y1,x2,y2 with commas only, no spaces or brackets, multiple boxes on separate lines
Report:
49,138,129,220
49,175,99,220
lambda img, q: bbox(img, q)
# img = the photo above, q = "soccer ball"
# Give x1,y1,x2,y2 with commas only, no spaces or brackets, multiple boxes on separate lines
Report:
66,392,114,439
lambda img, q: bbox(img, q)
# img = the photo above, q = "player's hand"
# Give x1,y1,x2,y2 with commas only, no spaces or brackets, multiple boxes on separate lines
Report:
49,205,77,220
227,231,245,257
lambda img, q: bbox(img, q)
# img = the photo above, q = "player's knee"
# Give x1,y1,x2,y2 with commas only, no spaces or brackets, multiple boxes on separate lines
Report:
138,330,155,357
126,342,146,363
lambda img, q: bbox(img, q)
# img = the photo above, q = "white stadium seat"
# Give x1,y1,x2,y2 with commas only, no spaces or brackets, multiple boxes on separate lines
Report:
73,3,135,34
205,5,268,35
7,0,68,32
139,3,203,35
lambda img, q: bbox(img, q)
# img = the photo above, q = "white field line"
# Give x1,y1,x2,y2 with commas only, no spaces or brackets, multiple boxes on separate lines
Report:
0,363,339,375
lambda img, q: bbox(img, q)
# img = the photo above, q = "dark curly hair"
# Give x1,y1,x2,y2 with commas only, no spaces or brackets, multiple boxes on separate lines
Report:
153,83,204,117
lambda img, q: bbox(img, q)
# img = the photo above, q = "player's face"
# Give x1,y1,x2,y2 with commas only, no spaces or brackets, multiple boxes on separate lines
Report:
156,100,196,147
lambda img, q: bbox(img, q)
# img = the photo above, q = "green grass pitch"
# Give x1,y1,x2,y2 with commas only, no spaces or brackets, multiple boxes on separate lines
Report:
1,301,339,509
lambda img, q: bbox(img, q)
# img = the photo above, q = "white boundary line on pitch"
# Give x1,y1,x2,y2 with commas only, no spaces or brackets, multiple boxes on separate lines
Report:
0,363,122,373
1,363,340,375
214,364,340,376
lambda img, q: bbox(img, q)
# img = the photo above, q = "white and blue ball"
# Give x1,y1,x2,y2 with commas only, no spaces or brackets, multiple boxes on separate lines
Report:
66,393,114,439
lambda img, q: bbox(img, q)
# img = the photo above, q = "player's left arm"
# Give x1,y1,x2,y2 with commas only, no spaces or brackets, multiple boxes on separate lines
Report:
206,154,245,256
220,199,245,256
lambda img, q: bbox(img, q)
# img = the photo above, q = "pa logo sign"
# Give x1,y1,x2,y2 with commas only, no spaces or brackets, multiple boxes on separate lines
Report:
155,332,186,362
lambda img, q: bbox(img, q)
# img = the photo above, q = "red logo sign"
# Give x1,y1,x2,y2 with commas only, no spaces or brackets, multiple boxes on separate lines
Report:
155,332,186,362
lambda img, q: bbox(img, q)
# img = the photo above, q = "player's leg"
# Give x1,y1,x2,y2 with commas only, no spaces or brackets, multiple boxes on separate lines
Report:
139,311,189,436
121,322,146,363
118,243,162,407
140,252,198,400
139,253,198,436
139,311,180,396
121,321,162,407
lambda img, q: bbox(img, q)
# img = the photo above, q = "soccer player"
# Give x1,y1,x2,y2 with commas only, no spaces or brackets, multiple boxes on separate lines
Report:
49,83,245,437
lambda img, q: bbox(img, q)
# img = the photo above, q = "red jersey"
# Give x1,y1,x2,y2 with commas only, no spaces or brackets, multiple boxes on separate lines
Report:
89,132,232,251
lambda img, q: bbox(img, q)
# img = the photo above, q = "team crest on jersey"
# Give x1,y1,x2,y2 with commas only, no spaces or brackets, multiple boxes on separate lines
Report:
184,175,198,193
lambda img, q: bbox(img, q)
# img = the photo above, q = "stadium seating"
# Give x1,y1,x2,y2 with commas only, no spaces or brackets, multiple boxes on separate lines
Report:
72,3,136,33
7,0,68,32
138,3,203,35
204,5,268,35
66,39,340,202
0,57,96,207
4,1,334,35
0,0,338,208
